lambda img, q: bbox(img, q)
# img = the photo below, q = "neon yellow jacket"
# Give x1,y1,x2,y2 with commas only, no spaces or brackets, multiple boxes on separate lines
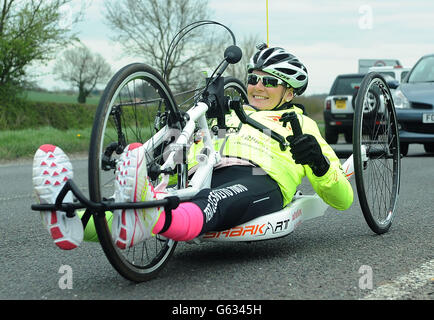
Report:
188,105,353,210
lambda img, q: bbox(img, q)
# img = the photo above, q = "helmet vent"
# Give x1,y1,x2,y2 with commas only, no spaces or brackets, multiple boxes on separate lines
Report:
276,67,296,75
260,48,274,62
263,54,287,67
253,52,261,64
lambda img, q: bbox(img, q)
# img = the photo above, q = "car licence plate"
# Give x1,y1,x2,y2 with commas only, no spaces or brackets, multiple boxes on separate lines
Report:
422,113,434,123
335,100,346,109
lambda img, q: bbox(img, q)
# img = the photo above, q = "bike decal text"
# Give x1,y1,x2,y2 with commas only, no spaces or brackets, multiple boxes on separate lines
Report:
203,224,265,239
203,184,248,222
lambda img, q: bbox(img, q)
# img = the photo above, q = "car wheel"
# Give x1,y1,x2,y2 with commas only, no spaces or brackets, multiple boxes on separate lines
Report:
353,88,380,115
400,142,409,156
325,124,338,144
344,130,352,143
362,89,380,114
423,143,434,153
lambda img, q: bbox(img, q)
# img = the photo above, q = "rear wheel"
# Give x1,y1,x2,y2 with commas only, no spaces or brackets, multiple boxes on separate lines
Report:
88,63,183,282
353,72,401,234
325,124,338,144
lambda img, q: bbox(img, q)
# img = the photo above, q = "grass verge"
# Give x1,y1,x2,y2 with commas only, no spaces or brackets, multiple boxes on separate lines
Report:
1,121,324,162
0,127,91,161
23,90,101,105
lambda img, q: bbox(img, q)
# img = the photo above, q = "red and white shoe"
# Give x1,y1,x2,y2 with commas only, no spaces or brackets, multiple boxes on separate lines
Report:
112,143,163,250
32,144,83,250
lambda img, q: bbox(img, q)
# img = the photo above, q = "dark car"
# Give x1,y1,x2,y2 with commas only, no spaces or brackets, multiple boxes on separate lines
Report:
393,54,434,155
323,74,365,143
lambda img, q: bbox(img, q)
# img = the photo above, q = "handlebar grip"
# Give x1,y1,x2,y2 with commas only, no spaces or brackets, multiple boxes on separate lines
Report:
287,112,303,137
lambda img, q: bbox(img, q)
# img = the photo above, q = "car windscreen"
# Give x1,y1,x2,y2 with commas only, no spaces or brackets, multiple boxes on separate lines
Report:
407,56,434,83
330,76,363,95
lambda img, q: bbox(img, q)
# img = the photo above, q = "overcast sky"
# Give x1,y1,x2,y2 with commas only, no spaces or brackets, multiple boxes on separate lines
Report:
33,0,434,94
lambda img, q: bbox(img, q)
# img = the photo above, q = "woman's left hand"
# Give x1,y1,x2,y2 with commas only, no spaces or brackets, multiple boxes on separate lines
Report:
287,134,330,176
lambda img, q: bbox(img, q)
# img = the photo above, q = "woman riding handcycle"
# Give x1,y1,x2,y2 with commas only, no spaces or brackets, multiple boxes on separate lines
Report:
32,22,401,282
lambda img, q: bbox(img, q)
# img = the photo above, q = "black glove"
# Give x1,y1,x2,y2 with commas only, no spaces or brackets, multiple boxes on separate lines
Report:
287,134,330,177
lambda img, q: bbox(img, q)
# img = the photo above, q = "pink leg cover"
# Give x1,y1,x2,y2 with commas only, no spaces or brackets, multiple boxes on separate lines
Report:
152,202,204,241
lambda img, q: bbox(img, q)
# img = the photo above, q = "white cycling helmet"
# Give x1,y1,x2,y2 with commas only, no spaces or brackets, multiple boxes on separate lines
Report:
247,45,308,96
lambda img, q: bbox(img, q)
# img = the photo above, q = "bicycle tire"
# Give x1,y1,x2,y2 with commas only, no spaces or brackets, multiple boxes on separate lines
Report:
353,72,401,234
88,63,183,282
223,76,248,103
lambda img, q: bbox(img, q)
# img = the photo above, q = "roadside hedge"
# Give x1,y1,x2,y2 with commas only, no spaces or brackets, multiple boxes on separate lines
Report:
0,99,98,130
0,95,326,131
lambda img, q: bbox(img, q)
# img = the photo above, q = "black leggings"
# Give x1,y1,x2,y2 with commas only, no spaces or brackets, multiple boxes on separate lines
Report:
189,166,283,235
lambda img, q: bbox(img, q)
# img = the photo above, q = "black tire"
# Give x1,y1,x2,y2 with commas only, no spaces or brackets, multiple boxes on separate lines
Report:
325,124,339,144
223,76,248,103
88,63,183,282
353,72,401,235
423,143,434,153
205,76,248,130
400,142,409,156
344,130,353,143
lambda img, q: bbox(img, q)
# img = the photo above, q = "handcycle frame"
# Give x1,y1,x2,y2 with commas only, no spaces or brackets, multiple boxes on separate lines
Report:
31,89,362,243
31,20,400,282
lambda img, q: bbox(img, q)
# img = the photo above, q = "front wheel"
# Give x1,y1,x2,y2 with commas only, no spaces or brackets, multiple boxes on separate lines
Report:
88,63,182,282
353,72,401,234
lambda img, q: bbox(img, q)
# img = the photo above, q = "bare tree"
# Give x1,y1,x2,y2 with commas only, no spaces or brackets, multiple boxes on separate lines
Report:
53,45,112,103
103,0,231,91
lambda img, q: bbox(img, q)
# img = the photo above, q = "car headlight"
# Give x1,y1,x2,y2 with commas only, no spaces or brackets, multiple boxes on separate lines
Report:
393,89,410,109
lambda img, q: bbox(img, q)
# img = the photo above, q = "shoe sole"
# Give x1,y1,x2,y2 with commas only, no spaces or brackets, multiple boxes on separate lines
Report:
113,143,147,249
33,144,83,250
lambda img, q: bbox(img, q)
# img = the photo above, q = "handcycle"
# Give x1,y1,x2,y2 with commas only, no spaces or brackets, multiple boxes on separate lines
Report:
31,21,401,283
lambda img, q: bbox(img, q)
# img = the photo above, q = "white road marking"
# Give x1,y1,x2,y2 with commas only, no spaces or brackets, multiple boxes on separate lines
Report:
361,259,434,300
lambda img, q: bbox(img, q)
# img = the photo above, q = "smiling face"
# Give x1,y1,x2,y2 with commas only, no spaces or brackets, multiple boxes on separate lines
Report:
247,70,293,110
